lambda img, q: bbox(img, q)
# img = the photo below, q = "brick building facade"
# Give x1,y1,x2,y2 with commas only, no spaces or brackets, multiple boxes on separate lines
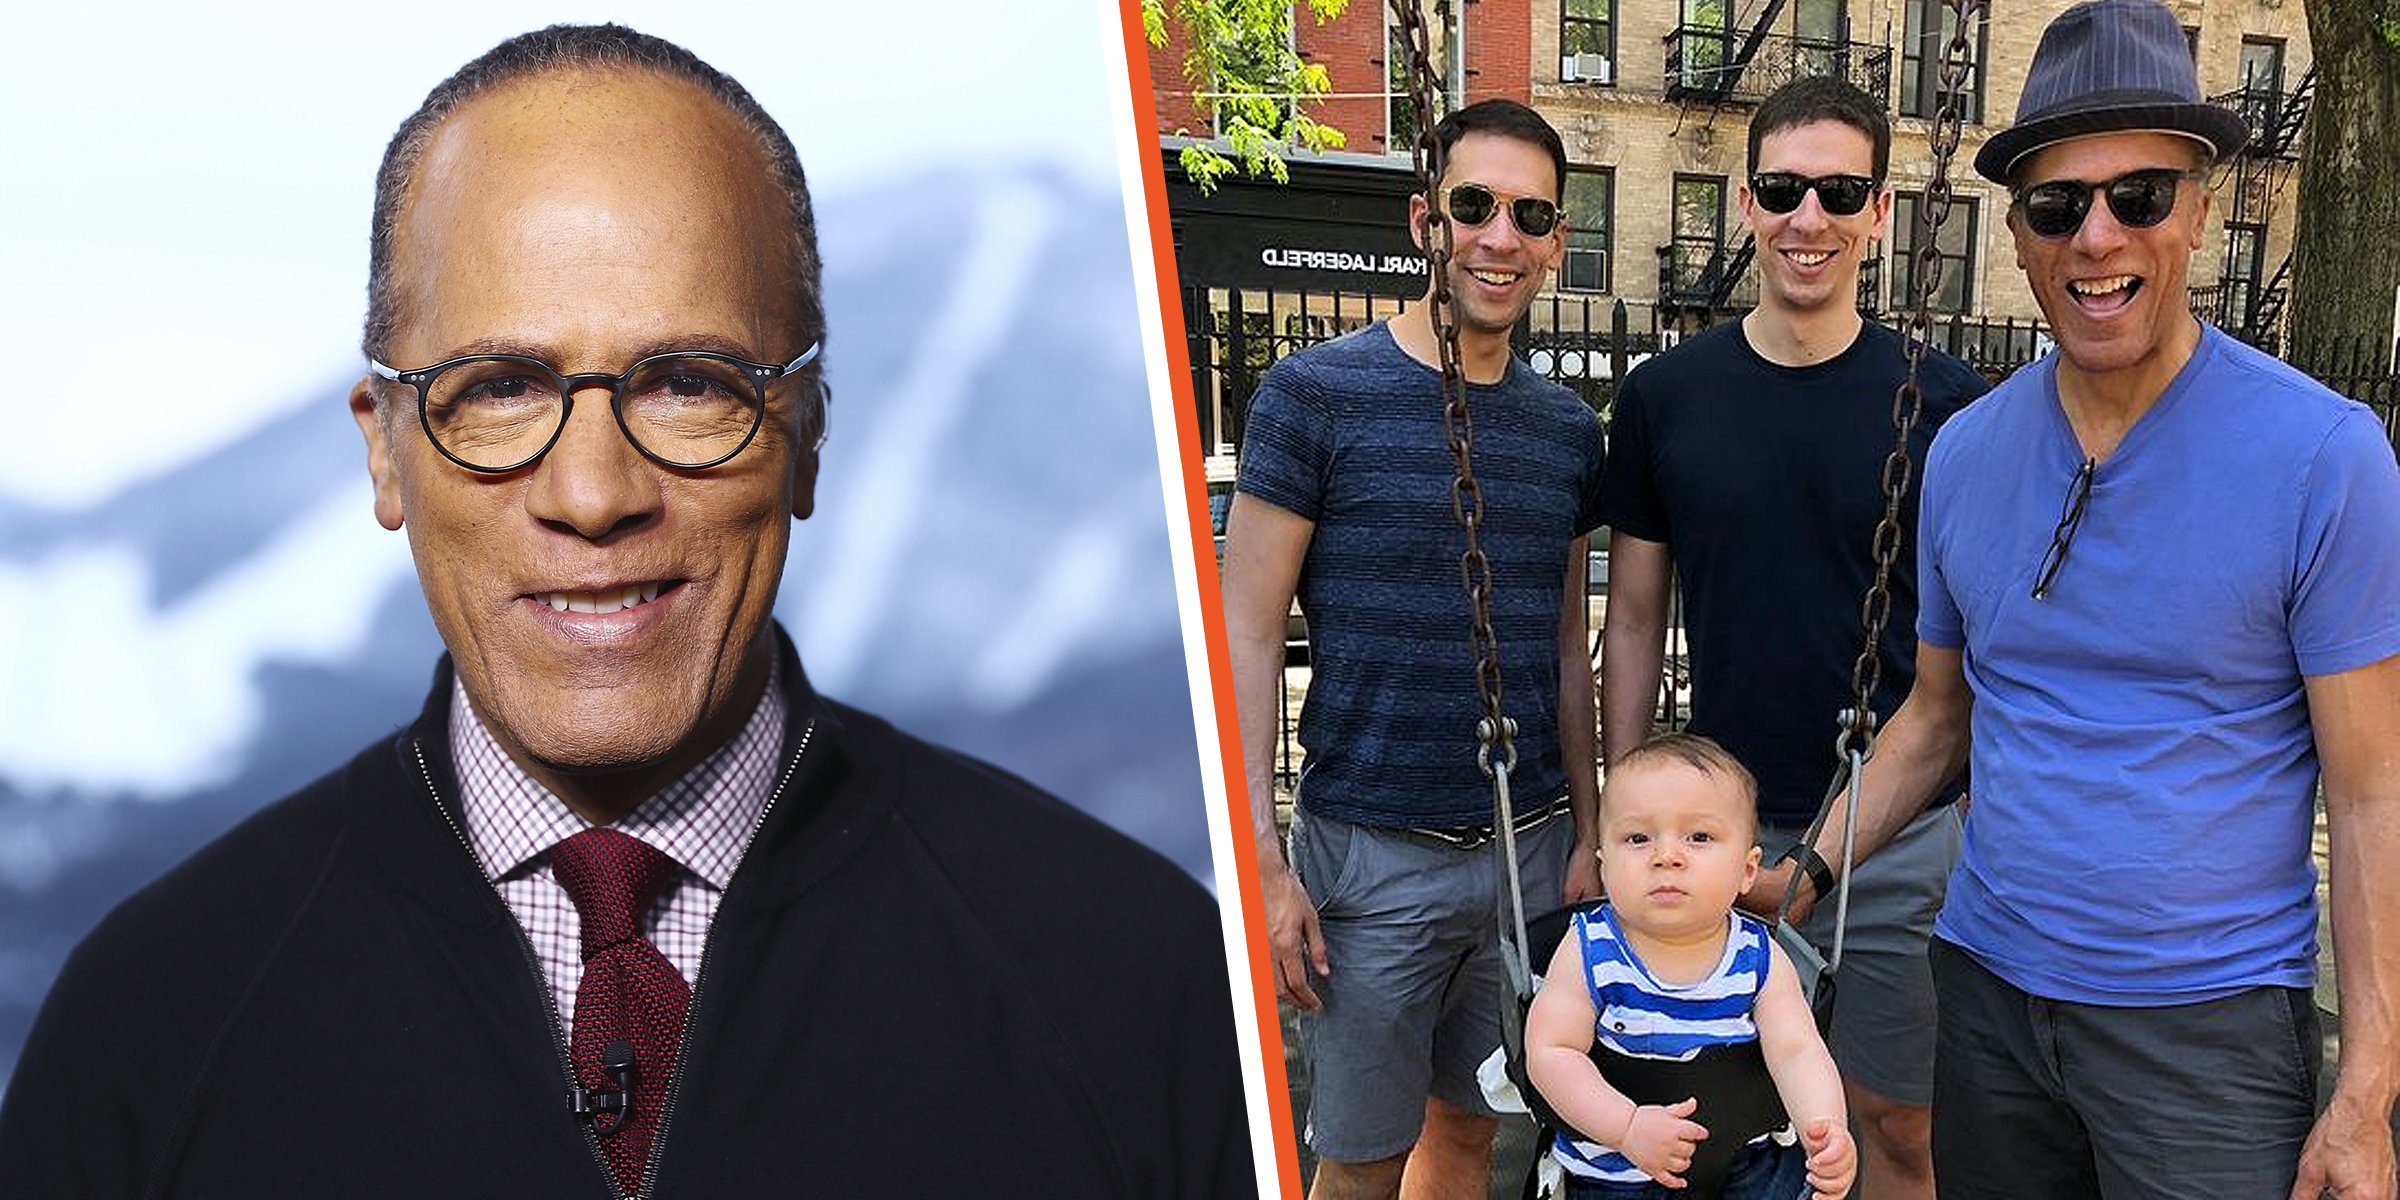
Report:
1154,0,2319,345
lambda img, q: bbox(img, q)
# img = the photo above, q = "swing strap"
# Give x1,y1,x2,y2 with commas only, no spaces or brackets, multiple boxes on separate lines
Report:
1587,1041,1791,1200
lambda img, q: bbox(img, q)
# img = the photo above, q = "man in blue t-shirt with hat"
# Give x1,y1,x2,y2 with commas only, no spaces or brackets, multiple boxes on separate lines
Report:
1762,1,2400,1196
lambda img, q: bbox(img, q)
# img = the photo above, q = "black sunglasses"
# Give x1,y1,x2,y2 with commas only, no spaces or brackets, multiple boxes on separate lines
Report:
2032,457,2097,600
1444,183,1561,237
1748,172,1878,216
2012,168,2201,239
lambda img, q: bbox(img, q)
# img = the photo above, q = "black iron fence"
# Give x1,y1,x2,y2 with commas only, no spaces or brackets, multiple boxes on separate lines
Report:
1195,283,2400,783
2290,333,2400,442
1188,286,2396,449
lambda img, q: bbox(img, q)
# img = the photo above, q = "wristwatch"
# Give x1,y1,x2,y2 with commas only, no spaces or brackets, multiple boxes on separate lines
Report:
1777,842,1837,902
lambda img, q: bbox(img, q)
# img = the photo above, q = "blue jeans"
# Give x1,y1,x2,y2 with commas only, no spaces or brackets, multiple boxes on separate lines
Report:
1562,1139,1808,1199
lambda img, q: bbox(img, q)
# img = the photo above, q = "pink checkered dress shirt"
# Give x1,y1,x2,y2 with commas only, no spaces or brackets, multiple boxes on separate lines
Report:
450,662,787,1037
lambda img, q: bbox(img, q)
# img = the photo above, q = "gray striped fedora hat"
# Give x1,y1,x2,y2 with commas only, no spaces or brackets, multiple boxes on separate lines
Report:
1974,0,2250,184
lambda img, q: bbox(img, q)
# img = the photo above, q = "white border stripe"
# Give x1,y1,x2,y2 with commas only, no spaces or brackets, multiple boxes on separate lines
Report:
1095,3,1278,1194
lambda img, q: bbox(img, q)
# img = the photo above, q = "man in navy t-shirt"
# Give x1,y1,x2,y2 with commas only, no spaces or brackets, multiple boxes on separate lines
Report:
1598,77,1984,1200
1786,3,2400,1197
1222,100,1605,1197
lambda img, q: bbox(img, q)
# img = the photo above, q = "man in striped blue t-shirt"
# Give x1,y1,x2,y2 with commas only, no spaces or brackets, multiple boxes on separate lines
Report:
1222,99,1606,1197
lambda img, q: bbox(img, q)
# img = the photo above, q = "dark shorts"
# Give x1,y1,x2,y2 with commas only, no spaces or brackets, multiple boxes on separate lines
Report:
1561,1139,1807,1199
1930,937,2320,1200
1290,806,1575,1163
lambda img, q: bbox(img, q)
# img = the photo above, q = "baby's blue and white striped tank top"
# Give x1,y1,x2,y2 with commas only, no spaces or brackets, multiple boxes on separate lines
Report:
1547,905,1778,1185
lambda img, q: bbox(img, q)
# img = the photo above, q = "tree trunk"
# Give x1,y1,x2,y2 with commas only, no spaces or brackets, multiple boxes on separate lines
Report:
2291,0,2400,361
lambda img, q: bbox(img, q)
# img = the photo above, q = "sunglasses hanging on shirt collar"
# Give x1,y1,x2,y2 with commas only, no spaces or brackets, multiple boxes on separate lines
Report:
1443,183,1561,238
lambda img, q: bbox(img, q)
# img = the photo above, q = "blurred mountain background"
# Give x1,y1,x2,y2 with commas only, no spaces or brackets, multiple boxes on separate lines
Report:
0,3,1209,1089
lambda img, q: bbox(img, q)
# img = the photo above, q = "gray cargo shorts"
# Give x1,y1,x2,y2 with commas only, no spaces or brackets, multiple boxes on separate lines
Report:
1290,805,1575,1163
1758,802,1961,1106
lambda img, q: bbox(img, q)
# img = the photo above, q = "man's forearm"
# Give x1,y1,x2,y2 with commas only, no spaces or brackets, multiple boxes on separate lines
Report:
2325,779,2400,1115
1807,673,1970,879
1598,534,1671,768
1599,615,1664,767
1559,538,1601,836
1226,614,1289,864
1560,665,1600,837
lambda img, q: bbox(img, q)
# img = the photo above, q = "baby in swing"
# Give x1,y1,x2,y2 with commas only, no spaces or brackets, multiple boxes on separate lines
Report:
1528,733,1856,1199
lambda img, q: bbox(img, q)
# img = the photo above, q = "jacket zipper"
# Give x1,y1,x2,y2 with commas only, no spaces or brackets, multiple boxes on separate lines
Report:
635,719,812,1200
414,740,619,1193
413,719,815,1199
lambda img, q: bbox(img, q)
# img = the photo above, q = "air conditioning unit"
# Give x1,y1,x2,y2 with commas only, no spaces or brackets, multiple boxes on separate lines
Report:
1564,247,1610,292
1560,53,1614,84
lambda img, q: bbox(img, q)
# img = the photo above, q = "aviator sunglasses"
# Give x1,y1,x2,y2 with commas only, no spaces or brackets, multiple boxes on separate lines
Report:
1444,183,1562,237
1748,172,1877,216
2013,168,2200,239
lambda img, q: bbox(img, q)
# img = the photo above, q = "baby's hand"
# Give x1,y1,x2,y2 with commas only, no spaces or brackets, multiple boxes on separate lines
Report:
1802,1117,1857,1200
1618,1098,1708,1189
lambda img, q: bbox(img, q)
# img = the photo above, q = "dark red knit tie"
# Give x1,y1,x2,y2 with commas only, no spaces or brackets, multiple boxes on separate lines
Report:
550,827,690,1196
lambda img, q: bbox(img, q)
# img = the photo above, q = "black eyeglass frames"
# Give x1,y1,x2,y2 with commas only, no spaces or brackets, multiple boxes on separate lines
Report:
368,344,822,474
2032,457,2098,600
2012,168,2205,240
1443,183,1562,238
1748,172,1878,216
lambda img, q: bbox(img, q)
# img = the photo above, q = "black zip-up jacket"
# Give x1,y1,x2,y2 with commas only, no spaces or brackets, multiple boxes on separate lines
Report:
0,644,1252,1197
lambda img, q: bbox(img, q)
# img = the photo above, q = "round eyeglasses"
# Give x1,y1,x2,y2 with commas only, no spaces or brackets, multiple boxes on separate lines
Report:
368,344,822,473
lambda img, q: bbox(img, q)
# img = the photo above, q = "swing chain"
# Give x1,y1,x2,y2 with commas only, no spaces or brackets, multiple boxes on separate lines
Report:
1393,0,1515,779
1841,0,1986,759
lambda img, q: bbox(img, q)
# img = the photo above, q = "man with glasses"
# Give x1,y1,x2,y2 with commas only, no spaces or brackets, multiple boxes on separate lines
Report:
1597,75,1986,1200
1221,99,1604,1198
1770,1,2400,1196
0,25,1250,1197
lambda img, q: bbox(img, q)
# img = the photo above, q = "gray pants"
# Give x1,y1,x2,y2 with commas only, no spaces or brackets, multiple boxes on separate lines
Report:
1930,938,2320,1199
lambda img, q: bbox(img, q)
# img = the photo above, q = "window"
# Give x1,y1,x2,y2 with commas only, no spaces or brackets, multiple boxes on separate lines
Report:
1674,176,1725,244
1213,8,1295,141
2239,37,2286,92
1790,0,1848,78
1900,0,1986,122
2235,38,2286,145
2221,222,2266,326
1387,17,1420,154
1676,0,1734,91
1561,0,1616,85
2182,24,2201,63
1793,0,1845,41
1891,192,1978,314
1562,168,1614,292
1663,176,1727,296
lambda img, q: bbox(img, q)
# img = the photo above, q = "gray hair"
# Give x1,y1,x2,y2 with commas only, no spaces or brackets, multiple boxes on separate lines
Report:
361,24,823,371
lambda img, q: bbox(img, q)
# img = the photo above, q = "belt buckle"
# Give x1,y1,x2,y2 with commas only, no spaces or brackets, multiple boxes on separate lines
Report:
1403,823,1494,851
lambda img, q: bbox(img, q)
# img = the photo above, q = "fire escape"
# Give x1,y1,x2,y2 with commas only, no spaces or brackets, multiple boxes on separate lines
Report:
2193,64,2313,352
1656,0,1893,316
